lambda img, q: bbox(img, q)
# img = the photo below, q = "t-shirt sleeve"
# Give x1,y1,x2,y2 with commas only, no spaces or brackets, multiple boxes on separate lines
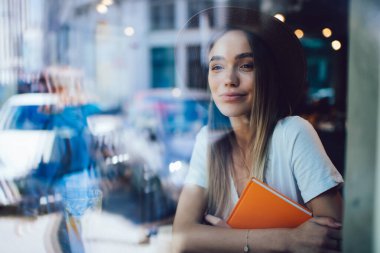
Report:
184,126,208,188
287,117,344,203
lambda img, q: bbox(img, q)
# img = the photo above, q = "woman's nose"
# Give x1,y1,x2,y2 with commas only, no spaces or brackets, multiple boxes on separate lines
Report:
224,68,239,87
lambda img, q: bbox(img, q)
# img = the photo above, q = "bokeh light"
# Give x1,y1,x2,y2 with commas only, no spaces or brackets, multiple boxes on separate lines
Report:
322,28,332,38
294,29,304,39
96,4,108,14
124,26,135,36
332,40,342,50
274,13,285,22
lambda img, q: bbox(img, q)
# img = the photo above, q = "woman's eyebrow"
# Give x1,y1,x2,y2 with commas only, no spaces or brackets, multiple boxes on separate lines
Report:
209,55,224,62
209,52,253,63
235,52,254,60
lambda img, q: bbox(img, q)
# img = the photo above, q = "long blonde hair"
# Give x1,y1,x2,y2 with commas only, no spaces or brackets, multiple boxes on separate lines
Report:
206,30,292,217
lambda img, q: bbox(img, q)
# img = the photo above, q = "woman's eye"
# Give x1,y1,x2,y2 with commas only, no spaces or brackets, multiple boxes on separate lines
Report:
210,65,223,71
240,63,254,71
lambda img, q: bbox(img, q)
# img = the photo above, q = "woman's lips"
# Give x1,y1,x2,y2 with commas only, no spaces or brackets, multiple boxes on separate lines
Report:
219,92,247,102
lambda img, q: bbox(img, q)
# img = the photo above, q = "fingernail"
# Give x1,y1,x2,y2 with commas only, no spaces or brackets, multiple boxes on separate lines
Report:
334,222,342,227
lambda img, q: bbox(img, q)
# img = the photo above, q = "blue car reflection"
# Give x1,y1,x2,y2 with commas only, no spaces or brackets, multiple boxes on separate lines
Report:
0,93,102,215
100,88,209,223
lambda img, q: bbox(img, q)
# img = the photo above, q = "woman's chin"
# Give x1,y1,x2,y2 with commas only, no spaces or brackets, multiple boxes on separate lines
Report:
218,108,250,118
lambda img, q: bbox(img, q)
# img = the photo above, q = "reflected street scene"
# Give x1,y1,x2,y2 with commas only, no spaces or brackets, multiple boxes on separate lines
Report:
0,0,357,252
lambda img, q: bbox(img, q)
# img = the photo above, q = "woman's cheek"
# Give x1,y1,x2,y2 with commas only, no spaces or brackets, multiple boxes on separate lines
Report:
208,80,218,94
211,91,219,104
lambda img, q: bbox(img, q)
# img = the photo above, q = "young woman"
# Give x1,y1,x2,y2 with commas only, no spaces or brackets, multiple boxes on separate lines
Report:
173,7,343,253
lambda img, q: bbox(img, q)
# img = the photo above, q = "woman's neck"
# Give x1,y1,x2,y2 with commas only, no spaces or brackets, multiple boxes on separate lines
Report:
229,116,253,196
230,116,253,150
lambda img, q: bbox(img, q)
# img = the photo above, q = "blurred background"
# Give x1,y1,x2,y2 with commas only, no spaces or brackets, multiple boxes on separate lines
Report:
0,0,378,252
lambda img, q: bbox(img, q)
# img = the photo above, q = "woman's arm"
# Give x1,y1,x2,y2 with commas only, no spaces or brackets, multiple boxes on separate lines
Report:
172,184,290,253
306,186,343,222
287,117,344,222
172,185,341,253
284,187,343,253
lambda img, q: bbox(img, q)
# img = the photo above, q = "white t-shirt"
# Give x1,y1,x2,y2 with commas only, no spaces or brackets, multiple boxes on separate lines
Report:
185,116,344,218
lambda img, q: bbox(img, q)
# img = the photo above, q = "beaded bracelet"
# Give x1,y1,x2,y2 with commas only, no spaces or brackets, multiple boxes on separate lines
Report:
244,230,250,252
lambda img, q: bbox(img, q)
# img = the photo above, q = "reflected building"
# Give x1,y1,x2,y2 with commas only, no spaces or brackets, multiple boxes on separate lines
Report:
0,0,46,102
0,0,348,113
36,0,261,106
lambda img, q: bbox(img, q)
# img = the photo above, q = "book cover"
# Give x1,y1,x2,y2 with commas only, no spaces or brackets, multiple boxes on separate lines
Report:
227,178,312,229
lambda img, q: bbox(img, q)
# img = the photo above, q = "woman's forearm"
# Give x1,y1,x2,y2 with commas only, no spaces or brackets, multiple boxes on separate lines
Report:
172,223,290,253
172,186,291,253
172,186,342,253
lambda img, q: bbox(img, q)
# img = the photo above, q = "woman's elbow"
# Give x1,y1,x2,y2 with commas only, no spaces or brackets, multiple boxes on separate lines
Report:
171,229,189,253
172,222,196,253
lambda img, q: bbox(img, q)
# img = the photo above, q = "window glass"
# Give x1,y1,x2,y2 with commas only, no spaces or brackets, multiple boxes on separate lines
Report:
151,47,175,88
228,0,260,9
302,39,334,103
150,0,175,30
186,46,207,90
187,0,215,28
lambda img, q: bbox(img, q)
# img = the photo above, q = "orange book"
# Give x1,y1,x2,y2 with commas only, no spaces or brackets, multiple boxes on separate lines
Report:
227,178,312,229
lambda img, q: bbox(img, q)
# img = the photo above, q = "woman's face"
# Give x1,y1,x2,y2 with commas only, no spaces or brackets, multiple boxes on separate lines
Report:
208,30,255,118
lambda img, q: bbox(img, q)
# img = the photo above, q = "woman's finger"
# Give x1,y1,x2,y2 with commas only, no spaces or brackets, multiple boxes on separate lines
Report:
311,216,342,229
326,228,342,240
204,214,230,228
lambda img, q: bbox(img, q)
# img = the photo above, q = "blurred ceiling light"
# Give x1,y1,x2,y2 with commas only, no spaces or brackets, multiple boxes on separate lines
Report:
322,28,332,38
96,4,108,14
172,88,182,98
274,13,285,22
124,26,135,36
122,154,130,161
294,29,304,39
111,156,119,164
331,40,342,50
169,161,183,173
102,0,113,6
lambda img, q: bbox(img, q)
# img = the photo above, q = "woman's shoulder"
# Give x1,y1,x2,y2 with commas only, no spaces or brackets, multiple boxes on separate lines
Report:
195,125,233,148
196,125,208,138
272,116,317,147
275,116,314,135
192,125,209,147
277,115,311,128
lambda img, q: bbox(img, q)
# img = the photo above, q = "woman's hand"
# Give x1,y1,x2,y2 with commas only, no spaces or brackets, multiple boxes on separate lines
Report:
288,216,342,253
204,214,230,228
205,214,342,252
